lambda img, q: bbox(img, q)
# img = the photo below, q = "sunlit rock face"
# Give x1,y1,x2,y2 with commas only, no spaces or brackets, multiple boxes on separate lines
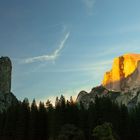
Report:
102,54,140,91
77,54,140,108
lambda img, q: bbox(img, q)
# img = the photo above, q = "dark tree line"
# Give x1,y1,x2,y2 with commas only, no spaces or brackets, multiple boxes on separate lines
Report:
0,95,140,140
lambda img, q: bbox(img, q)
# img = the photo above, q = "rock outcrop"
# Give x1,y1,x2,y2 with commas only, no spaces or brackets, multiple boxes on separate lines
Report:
76,85,140,108
0,57,17,112
77,53,140,108
102,53,140,91
0,92,17,112
0,57,12,93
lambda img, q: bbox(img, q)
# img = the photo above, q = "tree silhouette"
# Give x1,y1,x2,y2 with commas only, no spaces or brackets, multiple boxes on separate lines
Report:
93,122,117,140
1,95,140,140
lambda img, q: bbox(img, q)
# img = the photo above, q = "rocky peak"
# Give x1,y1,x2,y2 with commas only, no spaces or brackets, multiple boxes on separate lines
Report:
0,56,12,93
0,56,17,112
77,53,140,108
102,53,140,91
76,91,88,103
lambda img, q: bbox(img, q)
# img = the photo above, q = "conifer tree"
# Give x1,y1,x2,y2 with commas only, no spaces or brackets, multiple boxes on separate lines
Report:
29,99,39,140
3,102,19,140
38,101,47,140
15,98,30,140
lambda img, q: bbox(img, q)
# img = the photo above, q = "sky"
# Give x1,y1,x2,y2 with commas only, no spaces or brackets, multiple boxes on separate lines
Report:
1,0,140,103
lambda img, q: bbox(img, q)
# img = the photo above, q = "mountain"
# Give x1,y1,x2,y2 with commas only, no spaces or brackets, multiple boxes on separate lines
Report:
77,53,140,108
102,53,140,92
0,57,17,112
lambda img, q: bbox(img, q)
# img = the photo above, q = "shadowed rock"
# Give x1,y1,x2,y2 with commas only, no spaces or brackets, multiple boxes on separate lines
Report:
77,53,140,108
0,57,17,112
0,56,12,93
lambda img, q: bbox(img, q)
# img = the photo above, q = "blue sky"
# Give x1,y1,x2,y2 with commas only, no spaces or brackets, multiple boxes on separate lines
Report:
1,0,140,103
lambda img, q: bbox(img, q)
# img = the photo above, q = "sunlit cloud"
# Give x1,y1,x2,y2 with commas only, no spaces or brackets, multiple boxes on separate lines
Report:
22,32,70,64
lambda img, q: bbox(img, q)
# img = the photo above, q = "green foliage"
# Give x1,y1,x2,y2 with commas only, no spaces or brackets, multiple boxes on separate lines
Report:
93,122,116,140
57,124,85,140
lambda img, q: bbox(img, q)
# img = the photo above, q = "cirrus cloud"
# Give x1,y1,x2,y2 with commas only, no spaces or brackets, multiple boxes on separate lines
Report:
82,0,96,15
22,32,70,64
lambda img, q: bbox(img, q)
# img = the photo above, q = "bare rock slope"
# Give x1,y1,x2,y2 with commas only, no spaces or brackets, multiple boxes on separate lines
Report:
102,53,140,91
77,54,140,108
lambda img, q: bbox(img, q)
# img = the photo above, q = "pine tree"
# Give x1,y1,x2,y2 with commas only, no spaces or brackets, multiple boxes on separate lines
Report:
15,98,30,140
29,99,39,140
38,101,47,140
3,102,19,140
119,104,129,140
46,100,54,139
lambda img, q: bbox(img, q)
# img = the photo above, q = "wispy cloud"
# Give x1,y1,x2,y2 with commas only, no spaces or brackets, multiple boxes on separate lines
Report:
31,59,112,74
82,0,96,15
22,32,70,64
96,40,140,58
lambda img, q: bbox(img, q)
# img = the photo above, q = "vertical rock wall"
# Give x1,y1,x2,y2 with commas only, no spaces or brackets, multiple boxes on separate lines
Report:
102,54,140,91
0,57,12,93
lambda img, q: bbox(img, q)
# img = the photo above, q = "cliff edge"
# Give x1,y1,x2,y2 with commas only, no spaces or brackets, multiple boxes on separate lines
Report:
102,53,140,91
77,53,140,108
0,57,17,112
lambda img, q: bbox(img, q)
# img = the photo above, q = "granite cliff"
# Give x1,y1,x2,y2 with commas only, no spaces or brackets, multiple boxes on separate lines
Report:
0,57,12,93
0,57,17,112
77,53,140,108
102,53,140,91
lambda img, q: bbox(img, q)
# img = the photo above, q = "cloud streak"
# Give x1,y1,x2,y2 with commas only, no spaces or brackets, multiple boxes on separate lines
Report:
32,59,112,74
22,32,70,64
82,0,95,15
96,40,140,58
83,0,95,9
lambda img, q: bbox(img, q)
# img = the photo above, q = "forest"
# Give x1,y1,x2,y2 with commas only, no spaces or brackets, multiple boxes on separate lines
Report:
0,95,140,140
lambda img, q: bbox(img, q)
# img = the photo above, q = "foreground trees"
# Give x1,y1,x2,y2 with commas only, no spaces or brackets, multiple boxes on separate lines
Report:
93,122,117,140
0,96,140,140
57,124,85,140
